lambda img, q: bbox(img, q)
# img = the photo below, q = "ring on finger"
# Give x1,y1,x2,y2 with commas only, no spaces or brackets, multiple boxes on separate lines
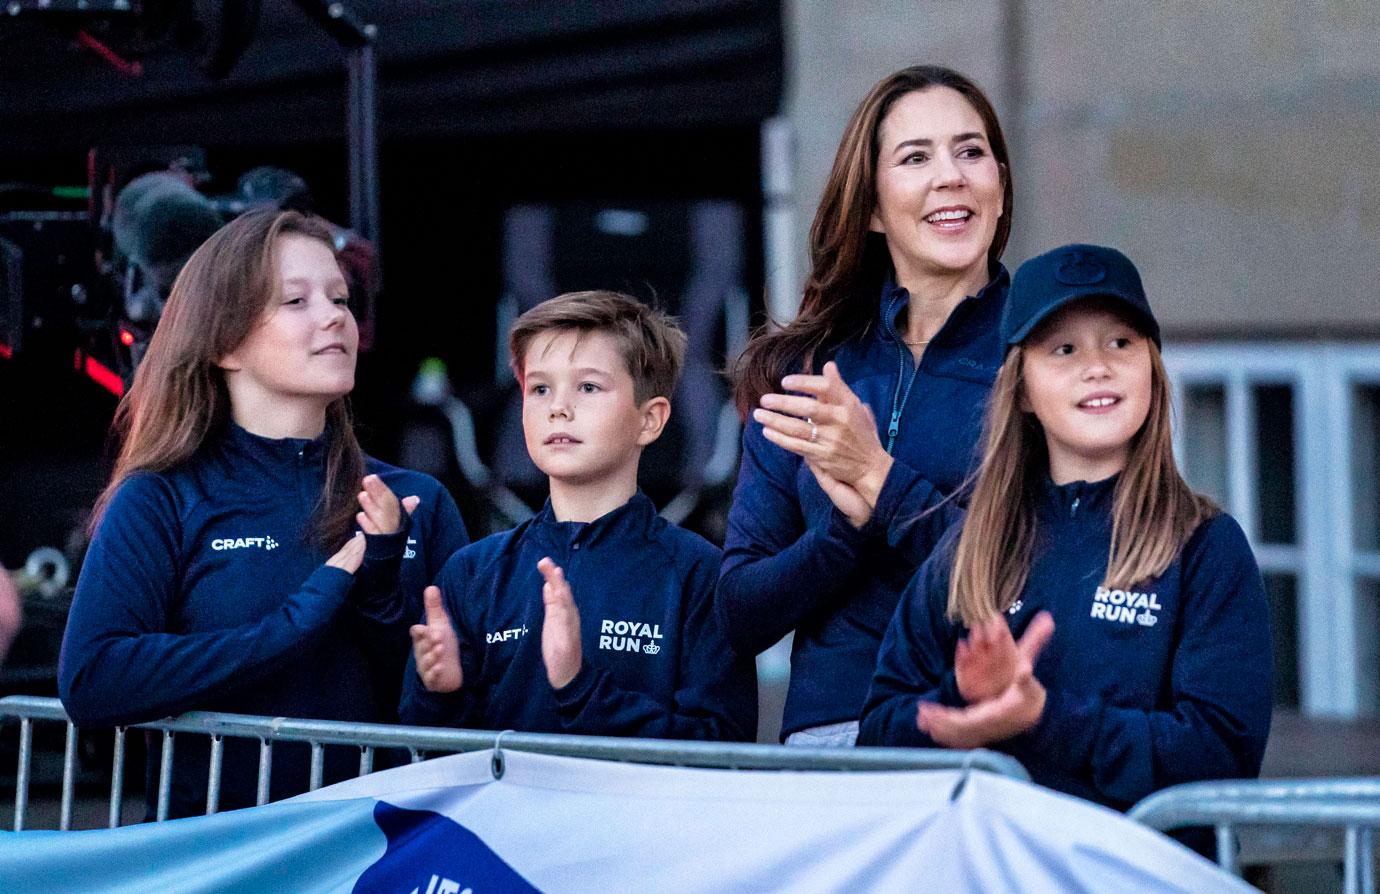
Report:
807,417,819,443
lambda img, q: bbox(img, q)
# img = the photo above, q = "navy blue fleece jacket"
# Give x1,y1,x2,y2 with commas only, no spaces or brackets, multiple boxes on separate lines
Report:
858,475,1274,810
719,271,1007,738
400,492,757,741
58,423,468,816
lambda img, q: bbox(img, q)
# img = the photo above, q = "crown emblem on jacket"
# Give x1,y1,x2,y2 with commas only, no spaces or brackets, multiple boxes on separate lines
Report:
1137,609,1158,627
643,642,660,655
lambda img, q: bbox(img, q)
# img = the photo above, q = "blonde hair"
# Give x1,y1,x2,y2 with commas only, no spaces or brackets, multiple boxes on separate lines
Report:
93,210,365,548
947,341,1215,625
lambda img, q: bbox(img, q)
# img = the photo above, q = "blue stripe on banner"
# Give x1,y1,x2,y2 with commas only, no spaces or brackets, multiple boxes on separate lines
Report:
353,802,541,894
0,799,386,893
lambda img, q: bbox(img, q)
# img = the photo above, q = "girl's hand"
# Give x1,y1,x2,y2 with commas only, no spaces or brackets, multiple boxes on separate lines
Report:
955,611,1054,703
409,586,463,693
326,532,366,574
917,613,1055,748
538,557,582,690
753,362,894,508
356,474,421,536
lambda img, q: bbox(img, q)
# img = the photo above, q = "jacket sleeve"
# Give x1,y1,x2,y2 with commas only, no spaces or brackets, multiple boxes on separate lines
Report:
58,475,353,728
397,553,484,728
348,479,470,631
717,419,870,655
554,550,758,741
346,521,414,630
868,458,966,567
1007,515,1274,807
857,533,967,747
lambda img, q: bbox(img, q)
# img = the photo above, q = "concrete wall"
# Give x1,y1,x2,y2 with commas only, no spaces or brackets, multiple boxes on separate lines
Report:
783,1,1380,337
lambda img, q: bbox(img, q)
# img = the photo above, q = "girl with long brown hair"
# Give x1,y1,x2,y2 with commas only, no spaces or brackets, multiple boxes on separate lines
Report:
720,65,1013,745
859,244,1272,811
58,209,469,817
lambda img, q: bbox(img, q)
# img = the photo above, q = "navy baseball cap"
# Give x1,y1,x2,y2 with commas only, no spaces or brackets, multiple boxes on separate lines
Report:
1001,244,1161,349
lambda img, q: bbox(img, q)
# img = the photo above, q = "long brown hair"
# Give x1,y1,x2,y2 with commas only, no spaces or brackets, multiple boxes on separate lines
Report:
92,209,366,549
733,65,1013,414
947,341,1215,626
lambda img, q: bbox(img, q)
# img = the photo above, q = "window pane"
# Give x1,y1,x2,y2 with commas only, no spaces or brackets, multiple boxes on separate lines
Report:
1353,384,1380,553
1263,573,1300,708
1358,578,1380,717
1254,384,1297,545
1181,384,1228,506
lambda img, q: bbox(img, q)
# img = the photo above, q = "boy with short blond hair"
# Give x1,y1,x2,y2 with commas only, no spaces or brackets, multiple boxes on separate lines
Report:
400,290,756,739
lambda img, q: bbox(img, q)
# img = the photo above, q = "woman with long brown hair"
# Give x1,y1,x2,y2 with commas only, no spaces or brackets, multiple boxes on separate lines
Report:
859,244,1272,810
720,65,1013,745
58,209,468,817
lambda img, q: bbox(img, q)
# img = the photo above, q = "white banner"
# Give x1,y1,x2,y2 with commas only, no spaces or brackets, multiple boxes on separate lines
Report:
0,749,1252,893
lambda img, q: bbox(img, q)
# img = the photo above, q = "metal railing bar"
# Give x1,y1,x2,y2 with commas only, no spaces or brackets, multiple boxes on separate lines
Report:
255,739,272,807
107,727,125,829
155,731,174,823
206,735,224,816
0,697,1032,781
14,717,31,831
1216,824,1237,876
58,721,76,831
358,746,373,777
308,743,324,792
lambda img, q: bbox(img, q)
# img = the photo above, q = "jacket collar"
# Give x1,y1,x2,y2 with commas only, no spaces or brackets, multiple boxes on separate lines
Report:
216,421,330,482
529,490,658,552
879,265,1010,347
1035,472,1119,522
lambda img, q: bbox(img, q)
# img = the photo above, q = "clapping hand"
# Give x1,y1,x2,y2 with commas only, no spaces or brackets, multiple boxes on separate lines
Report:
753,362,895,526
920,611,1055,749
356,474,420,535
410,586,463,693
538,557,582,690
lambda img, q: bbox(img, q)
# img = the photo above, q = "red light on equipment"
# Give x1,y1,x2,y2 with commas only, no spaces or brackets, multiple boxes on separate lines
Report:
119,329,136,347
74,350,125,398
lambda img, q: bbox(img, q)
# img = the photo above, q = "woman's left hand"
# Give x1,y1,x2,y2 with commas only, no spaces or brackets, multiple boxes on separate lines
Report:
807,461,872,529
356,474,421,536
753,362,894,509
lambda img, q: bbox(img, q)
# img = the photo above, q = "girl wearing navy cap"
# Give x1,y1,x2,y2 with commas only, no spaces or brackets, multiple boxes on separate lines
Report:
722,66,1014,746
858,244,1273,811
59,209,468,817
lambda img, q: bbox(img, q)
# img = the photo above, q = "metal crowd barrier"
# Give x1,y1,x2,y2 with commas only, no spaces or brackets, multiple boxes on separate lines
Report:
0,695,1029,832
1129,777,1380,894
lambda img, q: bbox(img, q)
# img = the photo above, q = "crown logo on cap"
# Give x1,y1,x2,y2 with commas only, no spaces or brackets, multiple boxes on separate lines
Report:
1055,250,1107,286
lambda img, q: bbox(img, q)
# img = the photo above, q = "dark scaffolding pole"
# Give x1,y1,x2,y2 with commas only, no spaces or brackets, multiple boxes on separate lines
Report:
294,0,380,258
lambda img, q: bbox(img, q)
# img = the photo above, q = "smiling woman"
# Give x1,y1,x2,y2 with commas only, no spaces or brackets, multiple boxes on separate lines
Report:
57,210,470,818
720,66,1016,746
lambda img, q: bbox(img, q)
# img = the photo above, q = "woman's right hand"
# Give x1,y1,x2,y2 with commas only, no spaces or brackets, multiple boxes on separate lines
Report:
754,362,895,519
326,531,366,574
409,586,463,693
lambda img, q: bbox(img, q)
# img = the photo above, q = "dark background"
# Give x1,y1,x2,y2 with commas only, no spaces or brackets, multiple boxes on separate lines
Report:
0,0,784,565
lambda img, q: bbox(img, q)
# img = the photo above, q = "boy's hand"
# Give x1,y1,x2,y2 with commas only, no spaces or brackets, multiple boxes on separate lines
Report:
409,586,462,693
956,611,1054,703
357,474,420,536
538,557,582,690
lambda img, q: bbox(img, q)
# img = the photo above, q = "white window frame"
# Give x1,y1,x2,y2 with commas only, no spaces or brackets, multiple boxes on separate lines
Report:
1163,342,1380,719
